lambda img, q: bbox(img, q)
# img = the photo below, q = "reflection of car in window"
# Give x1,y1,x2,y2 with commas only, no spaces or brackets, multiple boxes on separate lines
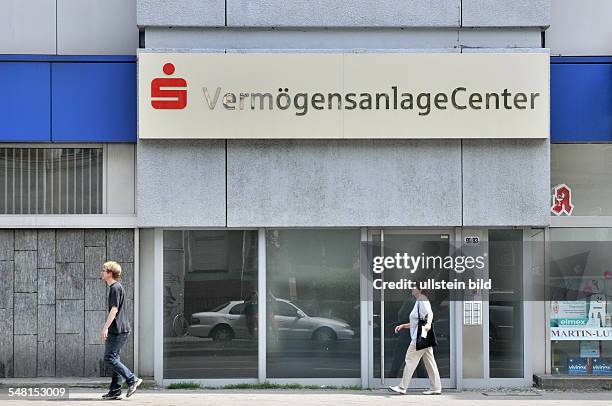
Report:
229,303,245,315
210,302,230,312
188,299,354,343
275,302,298,317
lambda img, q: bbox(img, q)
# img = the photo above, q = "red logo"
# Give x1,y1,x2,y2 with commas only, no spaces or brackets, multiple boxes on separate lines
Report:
151,63,187,109
551,184,574,216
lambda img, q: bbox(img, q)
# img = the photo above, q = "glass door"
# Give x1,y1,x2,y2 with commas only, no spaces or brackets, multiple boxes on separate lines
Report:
368,229,456,389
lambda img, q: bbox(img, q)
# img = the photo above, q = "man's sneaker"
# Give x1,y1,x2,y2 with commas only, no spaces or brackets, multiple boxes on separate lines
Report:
422,390,442,395
126,378,143,397
388,385,407,395
102,392,121,400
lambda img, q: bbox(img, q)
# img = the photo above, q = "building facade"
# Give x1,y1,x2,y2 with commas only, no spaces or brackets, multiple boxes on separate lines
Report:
0,0,138,378
0,0,611,389
136,1,549,389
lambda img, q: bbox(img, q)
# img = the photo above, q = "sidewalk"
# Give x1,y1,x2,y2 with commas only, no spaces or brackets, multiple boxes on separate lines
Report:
0,377,156,389
1,389,610,405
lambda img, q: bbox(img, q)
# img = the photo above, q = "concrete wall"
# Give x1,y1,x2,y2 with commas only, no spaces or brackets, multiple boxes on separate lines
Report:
0,229,134,378
461,0,549,28
225,0,461,28
137,139,549,228
462,140,550,226
137,229,154,377
0,0,138,55
138,0,225,27
227,140,462,227
547,0,612,56
144,28,542,50
138,1,550,28
136,140,226,228
140,1,548,50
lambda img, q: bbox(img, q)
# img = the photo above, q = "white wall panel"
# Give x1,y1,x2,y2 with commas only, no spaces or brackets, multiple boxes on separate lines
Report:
57,0,138,55
547,0,612,56
106,144,135,214
0,0,56,54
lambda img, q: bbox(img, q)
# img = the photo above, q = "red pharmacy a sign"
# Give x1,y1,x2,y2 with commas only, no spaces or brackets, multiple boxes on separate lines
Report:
551,184,574,216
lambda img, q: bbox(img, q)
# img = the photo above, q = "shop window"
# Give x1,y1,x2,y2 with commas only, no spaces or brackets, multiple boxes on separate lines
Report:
549,229,612,375
551,144,612,216
0,147,102,214
266,229,361,378
163,230,258,379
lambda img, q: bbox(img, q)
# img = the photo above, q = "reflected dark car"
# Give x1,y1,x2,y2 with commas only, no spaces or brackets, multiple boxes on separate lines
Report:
188,299,354,343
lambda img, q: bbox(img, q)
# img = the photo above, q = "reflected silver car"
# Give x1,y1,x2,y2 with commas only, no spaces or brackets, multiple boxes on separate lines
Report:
188,299,354,343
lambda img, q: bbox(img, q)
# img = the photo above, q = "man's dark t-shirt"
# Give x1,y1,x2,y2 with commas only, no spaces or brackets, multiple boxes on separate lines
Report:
108,282,130,333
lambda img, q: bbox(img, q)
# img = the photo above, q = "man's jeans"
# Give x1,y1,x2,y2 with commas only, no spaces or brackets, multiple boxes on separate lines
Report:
104,332,136,394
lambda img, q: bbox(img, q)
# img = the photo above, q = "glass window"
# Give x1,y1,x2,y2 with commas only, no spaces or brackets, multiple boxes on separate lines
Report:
551,144,612,216
266,229,361,378
549,228,612,375
163,230,258,379
0,147,103,214
488,229,524,378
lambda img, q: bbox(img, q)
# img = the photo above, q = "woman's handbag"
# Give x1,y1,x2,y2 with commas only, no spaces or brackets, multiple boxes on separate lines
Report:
416,301,438,350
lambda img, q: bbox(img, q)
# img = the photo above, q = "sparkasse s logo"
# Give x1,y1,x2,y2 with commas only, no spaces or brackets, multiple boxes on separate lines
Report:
151,63,187,109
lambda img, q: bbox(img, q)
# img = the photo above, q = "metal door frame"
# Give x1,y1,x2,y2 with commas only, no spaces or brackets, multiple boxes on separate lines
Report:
365,228,457,389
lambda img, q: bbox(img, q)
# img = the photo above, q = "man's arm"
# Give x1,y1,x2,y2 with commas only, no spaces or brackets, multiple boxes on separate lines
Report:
101,306,118,341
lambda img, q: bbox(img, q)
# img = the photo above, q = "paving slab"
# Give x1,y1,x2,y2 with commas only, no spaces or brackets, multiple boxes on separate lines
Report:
0,387,610,405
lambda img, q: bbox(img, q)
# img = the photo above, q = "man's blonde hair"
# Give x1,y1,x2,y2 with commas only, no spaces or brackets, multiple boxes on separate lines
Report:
103,261,122,280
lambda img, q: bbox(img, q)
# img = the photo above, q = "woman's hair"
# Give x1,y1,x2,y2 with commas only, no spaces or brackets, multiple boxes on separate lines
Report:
103,261,122,280
412,280,428,296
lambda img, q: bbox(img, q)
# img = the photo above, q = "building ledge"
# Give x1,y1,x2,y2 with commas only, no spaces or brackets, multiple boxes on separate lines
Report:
534,374,612,390
0,215,137,229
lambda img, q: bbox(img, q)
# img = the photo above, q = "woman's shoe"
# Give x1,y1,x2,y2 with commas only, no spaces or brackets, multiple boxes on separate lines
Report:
422,390,442,395
388,386,407,395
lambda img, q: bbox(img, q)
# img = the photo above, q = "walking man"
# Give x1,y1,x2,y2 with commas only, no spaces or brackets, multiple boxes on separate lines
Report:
100,261,142,400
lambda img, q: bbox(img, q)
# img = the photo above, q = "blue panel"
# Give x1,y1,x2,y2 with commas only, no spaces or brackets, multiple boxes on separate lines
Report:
0,62,50,142
52,62,136,142
0,55,136,63
551,61,612,142
551,56,612,64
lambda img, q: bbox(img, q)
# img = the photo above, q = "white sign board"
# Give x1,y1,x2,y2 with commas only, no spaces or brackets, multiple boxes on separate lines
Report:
550,327,612,341
138,52,550,140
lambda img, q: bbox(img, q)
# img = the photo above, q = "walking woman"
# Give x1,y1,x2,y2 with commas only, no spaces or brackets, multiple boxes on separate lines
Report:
389,288,441,395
